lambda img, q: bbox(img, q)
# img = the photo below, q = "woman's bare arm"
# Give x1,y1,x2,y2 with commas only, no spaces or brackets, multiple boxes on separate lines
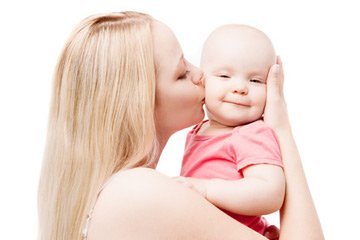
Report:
264,57,325,240
88,167,268,240
277,125,324,240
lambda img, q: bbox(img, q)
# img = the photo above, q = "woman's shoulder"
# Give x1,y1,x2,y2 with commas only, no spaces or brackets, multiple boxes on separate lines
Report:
87,168,174,238
110,167,162,183
98,167,170,206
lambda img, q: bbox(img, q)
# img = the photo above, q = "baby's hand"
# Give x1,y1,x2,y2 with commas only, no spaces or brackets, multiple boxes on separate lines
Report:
173,176,207,198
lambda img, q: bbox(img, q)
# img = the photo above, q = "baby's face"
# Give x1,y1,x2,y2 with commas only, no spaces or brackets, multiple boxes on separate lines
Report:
201,25,276,127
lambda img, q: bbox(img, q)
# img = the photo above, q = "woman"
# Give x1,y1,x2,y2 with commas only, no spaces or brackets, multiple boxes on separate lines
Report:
38,11,324,240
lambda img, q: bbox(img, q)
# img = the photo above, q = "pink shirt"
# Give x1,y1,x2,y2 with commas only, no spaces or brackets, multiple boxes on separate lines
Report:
180,120,283,234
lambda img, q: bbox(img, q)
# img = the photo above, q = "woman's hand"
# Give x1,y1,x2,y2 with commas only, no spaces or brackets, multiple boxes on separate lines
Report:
263,57,290,132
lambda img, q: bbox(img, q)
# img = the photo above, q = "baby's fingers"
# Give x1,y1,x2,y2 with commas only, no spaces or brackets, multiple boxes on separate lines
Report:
173,176,194,188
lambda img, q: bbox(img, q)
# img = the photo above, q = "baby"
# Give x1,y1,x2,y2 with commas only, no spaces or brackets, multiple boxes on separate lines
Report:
179,24,285,235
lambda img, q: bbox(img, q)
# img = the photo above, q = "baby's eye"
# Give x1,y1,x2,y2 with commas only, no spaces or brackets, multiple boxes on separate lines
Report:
217,74,230,78
250,79,263,84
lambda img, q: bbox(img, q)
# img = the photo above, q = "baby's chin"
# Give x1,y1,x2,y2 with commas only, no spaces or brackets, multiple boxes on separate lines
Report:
222,116,264,127
206,109,263,127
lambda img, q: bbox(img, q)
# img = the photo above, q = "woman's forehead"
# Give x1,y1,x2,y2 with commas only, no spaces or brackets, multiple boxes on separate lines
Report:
152,20,183,70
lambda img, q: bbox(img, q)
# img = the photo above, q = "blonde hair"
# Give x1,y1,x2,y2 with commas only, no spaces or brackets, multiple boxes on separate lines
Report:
38,11,158,240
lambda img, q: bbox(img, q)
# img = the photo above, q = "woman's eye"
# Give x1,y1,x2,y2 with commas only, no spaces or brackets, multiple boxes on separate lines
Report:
178,71,189,80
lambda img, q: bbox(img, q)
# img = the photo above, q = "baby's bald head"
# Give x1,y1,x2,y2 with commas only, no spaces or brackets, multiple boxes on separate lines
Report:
201,24,276,72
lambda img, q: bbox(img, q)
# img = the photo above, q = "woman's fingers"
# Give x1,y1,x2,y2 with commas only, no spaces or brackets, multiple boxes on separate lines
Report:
267,57,284,99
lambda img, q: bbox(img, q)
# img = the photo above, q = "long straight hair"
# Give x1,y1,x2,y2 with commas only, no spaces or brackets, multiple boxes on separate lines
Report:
38,11,158,240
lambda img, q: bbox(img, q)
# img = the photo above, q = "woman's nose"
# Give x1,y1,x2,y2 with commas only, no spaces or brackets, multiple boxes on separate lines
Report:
187,62,204,86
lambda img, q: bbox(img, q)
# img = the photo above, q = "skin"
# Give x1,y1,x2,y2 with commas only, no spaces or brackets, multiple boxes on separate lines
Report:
175,25,285,218
201,24,276,131
264,58,324,239
87,21,324,240
153,20,205,151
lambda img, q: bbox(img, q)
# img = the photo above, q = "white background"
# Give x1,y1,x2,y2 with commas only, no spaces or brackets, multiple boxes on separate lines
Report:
1,0,359,239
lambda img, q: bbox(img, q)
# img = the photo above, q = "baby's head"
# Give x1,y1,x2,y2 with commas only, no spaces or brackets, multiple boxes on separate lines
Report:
201,24,276,127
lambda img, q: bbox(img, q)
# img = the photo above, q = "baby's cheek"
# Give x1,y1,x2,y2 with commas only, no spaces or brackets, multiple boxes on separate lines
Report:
205,85,219,98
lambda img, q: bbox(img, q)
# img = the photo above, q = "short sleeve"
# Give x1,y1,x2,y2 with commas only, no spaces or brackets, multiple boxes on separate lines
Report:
230,121,283,173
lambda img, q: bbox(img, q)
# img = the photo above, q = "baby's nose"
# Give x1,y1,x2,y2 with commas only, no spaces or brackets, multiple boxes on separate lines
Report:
233,81,248,95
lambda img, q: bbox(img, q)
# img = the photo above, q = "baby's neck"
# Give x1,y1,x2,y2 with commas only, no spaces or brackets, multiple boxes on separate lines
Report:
198,119,235,136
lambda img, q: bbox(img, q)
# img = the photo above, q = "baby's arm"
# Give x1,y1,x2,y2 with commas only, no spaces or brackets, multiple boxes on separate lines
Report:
207,164,285,216
178,164,285,216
